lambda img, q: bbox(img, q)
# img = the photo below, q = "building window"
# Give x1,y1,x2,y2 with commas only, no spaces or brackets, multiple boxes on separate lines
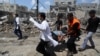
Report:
11,6,14,8
68,2,72,5
55,2,58,5
93,7,95,8
87,7,89,8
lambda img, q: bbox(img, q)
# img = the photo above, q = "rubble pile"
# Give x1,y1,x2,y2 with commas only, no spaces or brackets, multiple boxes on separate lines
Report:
0,21,40,37
0,17,100,56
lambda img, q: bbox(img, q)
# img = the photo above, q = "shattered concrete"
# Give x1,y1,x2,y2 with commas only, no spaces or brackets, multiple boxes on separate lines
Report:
0,17,100,56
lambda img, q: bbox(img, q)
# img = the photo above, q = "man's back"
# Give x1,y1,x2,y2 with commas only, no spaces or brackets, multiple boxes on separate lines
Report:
33,20,51,41
86,17,100,32
41,20,51,35
55,20,63,30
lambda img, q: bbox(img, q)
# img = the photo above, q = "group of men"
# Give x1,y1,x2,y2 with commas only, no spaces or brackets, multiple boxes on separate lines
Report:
13,10,100,56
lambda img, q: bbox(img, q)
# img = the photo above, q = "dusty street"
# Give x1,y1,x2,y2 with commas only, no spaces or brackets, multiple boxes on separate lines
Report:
0,31,100,56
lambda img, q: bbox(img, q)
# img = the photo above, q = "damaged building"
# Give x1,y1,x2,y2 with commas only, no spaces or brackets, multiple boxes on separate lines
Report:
50,0,76,18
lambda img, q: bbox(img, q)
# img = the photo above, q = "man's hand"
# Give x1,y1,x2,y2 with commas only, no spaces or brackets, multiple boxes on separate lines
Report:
16,26,18,29
81,28,86,33
16,25,19,30
29,16,35,23
64,33,68,36
84,30,87,33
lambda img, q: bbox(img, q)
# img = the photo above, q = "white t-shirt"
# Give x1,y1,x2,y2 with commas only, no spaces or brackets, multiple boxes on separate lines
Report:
30,17,58,47
15,17,20,25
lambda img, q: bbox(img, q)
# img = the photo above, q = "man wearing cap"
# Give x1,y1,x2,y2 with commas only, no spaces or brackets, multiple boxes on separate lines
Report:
79,10,100,51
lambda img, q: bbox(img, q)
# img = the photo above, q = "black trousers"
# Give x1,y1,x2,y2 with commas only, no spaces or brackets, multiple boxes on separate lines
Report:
36,39,50,56
67,36,77,53
14,28,22,39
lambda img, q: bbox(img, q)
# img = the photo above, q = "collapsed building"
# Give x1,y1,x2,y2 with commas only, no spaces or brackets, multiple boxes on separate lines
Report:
0,2,36,34
50,0,99,25
76,3,99,25
50,0,76,18
0,2,37,24
49,0,76,25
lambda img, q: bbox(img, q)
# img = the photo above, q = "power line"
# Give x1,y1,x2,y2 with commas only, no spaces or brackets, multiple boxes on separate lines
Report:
31,0,49,10
39,1,48,10
37,0,39,17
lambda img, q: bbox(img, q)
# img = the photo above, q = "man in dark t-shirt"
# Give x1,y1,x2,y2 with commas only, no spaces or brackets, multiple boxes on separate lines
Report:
79,10,100,51
86,17,100,32
55,19,63,30
53,14,63,42
54,13,63,30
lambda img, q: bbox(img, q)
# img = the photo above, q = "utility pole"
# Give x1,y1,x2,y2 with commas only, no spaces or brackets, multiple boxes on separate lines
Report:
3,0,5,11
37,0,39,17
14,0,16,13
74,0,76,10
8,0,10,12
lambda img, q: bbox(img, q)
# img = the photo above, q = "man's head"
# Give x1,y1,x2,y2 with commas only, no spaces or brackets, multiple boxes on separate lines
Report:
13,13,19,18
89,10,96,18
57,13,63,20
67,13,74,21
38,12,46,21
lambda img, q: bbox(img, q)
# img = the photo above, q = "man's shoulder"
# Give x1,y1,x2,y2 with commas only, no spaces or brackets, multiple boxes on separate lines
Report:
74,22,80,26
16,17,20,19
96,17,100,19
43,20,47,22
95,17,100,21
42,20,48,24
88,18,91,20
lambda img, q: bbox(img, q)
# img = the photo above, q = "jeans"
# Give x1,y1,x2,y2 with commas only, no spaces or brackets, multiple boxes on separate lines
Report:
81,32,95,49
53,31,64,36
14,28,22,39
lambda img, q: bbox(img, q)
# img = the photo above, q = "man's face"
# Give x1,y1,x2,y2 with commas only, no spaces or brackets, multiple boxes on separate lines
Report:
38,14,41,20
89,13,95,18
38,14,44,22
67,15,73,21
13,14,15,18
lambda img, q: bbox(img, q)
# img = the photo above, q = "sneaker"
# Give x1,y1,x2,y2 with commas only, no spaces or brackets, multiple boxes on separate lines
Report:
17,38,22,40
90,46,95,49
67,51,73,56
76,37,81,41
73,51,78,54
78,48,85,51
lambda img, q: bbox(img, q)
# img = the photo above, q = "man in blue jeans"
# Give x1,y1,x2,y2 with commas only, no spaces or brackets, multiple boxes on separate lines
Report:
14,14,23,40
79,10,100,51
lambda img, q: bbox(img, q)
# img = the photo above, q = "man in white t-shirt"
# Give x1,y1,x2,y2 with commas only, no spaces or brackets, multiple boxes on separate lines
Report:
29,13,58,56
14,14,23,40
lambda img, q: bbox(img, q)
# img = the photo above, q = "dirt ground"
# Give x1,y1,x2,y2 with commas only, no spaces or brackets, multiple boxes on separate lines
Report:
0,23,100,56
0,31,100,56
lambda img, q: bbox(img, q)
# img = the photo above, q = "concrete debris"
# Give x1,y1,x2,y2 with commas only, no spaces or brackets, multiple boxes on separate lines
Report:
0,15,99,56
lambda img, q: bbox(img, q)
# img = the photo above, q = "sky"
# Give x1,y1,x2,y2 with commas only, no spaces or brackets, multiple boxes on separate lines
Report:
0,0,99,12
76,0,99,4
